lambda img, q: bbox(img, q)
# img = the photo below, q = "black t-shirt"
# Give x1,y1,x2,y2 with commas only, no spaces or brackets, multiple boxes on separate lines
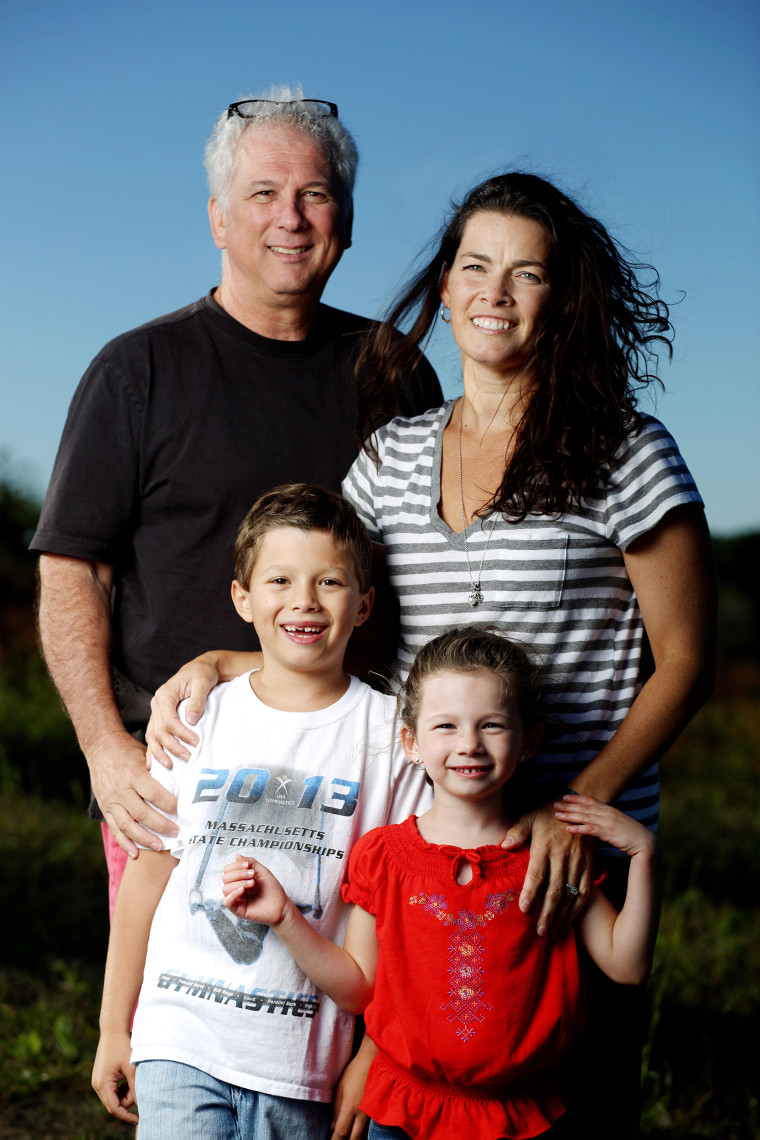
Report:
31,293,442,692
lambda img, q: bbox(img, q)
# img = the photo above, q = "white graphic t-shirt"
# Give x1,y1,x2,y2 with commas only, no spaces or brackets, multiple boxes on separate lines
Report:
130,673,429,1101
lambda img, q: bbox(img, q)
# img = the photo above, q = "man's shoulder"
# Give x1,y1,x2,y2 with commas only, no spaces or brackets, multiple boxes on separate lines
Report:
317,304,442,413
317,303,423,348
317,303,374,330
314,303,378,346
316,303,424,345
95,296,211,361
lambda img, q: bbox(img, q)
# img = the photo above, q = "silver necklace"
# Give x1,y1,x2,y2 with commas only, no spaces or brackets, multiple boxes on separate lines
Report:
458,399,497,607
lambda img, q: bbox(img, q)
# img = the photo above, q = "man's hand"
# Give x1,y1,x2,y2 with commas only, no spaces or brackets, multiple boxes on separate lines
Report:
146,650,261,767
146,658,221,766
504,801,593,936
89,731,178,857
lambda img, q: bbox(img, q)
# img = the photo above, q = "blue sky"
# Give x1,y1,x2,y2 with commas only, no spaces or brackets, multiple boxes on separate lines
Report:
2,0,758,536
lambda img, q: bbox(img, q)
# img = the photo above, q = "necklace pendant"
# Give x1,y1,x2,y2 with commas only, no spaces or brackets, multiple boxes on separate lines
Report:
468,585,483,607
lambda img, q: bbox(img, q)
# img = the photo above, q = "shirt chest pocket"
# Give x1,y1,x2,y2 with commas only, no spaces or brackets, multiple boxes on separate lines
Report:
476,530,569,611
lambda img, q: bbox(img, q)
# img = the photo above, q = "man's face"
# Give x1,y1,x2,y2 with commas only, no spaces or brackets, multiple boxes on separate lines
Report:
209,123,350,313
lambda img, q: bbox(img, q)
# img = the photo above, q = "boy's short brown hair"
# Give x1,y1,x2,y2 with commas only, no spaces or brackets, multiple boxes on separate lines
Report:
234,484,373,592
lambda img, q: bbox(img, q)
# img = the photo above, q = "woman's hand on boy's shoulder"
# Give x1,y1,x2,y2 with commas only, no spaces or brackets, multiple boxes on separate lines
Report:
554,794,659,860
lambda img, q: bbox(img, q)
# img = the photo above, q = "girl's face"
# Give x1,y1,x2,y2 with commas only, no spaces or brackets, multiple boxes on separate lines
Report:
439,211,553,382
401,669,542,808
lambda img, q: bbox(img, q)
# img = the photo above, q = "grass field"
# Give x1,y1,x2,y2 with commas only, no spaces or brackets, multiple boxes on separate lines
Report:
1,681,758,1139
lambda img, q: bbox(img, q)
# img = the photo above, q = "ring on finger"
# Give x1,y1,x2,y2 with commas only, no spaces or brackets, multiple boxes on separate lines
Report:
564,883,579,896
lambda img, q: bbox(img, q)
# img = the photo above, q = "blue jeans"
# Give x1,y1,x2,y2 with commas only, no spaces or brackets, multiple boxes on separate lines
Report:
368,1124,412,1140
134,1060,332,1140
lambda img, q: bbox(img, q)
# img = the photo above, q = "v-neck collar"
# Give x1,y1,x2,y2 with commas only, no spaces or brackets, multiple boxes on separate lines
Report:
428,399,498,552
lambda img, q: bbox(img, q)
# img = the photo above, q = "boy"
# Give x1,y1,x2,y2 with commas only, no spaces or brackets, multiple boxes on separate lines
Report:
91,485,428,1139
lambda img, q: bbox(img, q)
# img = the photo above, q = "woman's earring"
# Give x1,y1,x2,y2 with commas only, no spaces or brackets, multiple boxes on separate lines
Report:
440,305,451,324
413,754,423,766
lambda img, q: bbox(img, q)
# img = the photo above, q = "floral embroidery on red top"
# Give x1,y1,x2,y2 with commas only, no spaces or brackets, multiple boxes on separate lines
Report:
409,890,516,1042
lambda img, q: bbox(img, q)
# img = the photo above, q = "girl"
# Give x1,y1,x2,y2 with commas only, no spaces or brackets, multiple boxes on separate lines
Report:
222,627,661,1140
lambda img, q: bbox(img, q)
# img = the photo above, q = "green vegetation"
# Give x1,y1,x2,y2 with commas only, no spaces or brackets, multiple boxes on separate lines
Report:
1,470,758,1137
641,696,760,1138
0,791,120,1138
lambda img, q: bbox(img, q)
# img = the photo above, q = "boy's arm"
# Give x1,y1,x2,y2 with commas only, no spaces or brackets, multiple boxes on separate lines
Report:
223,856,378,1013
92,850,177,1122
555,795,661,985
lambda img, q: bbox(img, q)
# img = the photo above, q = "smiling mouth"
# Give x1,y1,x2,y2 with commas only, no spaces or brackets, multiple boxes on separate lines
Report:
280,625,328,647
269,245,311,255
449,765,494,776
471,317,516,331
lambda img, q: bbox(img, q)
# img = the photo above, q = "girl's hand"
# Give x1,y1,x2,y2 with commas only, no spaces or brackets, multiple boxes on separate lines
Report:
554,794,657,858
222,855,290,927
504,802,594,937
92,1029,138,1124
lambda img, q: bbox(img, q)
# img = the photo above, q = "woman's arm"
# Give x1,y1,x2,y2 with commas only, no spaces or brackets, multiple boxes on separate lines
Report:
92,850,177,1121
558,795,661,984
223,855,378,1014
566,502,716,800
146,650,262,765
506,503,717,935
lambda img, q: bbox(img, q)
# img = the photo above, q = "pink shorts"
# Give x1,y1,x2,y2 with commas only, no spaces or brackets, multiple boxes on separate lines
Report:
100,823,130,919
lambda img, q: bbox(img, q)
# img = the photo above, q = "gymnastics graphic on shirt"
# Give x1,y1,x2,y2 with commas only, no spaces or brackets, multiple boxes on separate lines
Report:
180,759,359,965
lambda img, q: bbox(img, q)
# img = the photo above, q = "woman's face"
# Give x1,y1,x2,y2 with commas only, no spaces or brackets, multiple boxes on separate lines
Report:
440,211,553,381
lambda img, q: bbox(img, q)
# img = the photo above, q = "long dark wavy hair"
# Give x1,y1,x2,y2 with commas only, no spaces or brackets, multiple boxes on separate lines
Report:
357,172,674,519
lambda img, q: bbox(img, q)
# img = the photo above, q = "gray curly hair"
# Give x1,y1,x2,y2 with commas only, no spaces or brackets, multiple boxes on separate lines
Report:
204,83,359,215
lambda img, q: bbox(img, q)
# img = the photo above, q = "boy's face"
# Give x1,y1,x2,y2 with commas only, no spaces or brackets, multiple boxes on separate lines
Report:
231,527,373,680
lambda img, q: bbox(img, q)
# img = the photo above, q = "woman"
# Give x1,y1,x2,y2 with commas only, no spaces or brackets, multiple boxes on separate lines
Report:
342,173,715,1135
149,173,716,1132
341,173,716,915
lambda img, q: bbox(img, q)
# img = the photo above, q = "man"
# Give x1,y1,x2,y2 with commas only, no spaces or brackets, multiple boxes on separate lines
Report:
31,88,441,902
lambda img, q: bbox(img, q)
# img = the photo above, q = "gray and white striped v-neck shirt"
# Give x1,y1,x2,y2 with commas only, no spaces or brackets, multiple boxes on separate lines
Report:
343,401,703,832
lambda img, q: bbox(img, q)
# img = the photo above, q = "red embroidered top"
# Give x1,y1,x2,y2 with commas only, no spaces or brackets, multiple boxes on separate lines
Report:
342,817,585,1139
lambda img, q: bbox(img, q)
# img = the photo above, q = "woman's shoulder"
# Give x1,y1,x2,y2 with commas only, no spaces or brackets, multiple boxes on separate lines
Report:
376,400,452,445
613,411,686,466
599,412,702,545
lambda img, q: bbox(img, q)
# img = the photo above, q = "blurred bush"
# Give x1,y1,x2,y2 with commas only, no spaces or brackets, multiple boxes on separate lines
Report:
0,459,84,800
